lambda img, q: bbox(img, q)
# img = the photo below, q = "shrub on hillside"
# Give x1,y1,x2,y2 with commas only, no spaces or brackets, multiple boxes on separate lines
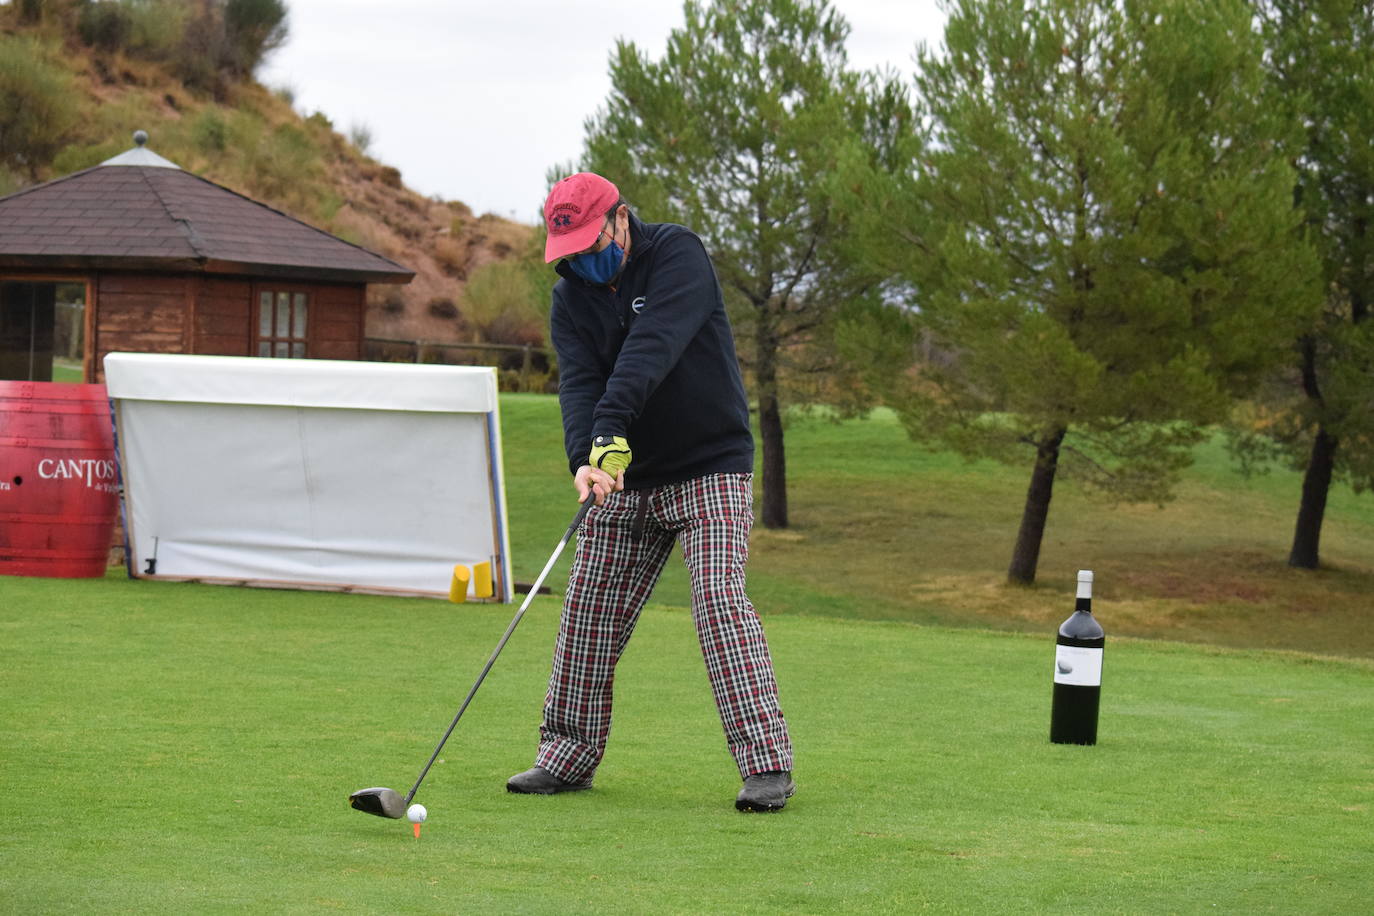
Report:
68,1,285,96
348,122,372,155
0,36,79,178
432,237,467,277
76,1,191,65
223,0,288,77
242,123,322,211
376,165,403,189
49,140,123,175
192,109,229,153
472,213,529,258
128,1,195,65
173,3,229,96
0,164,21,197
462,258,547,347
428,298,460,320
77,2,133,52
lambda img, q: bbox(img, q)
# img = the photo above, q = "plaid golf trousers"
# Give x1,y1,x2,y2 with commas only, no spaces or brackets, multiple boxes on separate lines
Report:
533,472,793,783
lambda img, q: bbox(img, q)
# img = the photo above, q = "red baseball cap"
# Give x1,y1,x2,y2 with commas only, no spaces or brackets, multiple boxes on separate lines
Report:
543,172,620,262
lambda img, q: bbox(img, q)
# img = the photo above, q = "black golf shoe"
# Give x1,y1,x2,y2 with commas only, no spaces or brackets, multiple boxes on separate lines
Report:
735,771,795,812
505,766,592,795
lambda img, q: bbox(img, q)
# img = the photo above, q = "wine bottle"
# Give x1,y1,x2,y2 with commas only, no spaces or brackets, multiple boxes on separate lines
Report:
1050,569,1105,745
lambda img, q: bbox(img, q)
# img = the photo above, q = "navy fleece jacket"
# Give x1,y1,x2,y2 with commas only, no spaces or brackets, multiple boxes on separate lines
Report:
550,212,754,490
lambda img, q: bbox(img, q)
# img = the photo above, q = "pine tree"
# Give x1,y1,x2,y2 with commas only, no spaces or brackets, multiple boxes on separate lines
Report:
1245,0,1374,569
576,0,906,527
840,0,1319,584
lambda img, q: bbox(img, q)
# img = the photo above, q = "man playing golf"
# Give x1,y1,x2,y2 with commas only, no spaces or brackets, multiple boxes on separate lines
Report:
506,172,795,812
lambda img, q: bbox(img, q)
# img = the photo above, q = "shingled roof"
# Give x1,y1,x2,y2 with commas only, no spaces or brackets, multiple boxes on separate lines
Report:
0,137,413,284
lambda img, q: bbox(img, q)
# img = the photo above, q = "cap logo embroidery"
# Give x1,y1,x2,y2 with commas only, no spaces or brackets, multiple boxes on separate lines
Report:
549,202,581,233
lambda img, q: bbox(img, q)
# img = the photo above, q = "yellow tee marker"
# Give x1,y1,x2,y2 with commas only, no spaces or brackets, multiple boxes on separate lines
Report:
449,565,471,603
472,561,493,599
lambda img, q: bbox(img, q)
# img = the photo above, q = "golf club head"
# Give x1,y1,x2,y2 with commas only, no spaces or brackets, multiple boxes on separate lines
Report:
349,787,406,819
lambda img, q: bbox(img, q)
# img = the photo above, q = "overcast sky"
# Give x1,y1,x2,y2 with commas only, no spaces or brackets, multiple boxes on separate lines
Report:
260,1,948,224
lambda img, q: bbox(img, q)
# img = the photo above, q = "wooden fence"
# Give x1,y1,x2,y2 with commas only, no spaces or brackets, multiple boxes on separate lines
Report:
363,337,553,391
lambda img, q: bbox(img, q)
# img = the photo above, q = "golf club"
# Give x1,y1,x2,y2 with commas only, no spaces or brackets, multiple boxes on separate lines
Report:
349,493,598,818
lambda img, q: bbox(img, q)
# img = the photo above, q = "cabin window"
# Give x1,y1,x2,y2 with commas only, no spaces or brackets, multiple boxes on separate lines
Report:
0,280,87,382
256,290,308,358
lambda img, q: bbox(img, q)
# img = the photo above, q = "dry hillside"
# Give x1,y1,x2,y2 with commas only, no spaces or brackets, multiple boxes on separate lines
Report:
1,6,536,351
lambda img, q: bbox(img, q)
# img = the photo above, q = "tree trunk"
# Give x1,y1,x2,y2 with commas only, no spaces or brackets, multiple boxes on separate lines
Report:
754,314,788,527
757,388,787,529
1288,329,1338,570
1289,424,1337,569
1008,426,1067,586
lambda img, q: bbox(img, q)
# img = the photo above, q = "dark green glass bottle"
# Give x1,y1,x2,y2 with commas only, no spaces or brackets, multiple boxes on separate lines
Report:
1051,570,1104,745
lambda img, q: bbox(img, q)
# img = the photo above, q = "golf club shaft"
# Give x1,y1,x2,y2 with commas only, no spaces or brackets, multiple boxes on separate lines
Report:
403,495,597,805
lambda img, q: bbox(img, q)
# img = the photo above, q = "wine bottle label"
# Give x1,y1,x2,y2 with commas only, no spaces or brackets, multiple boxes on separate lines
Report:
1053,645,1103,686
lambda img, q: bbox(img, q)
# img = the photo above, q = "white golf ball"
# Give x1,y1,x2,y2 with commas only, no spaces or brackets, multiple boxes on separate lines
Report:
406,804,428,823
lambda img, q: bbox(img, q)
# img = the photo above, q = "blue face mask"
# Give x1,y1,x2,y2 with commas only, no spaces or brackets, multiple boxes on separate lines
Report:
569,238,625,285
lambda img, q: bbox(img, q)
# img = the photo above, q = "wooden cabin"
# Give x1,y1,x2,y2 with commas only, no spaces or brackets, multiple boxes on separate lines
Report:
0,133,413,383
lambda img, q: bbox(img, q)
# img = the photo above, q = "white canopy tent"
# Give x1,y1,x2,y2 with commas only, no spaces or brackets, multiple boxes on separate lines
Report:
104,353,511,600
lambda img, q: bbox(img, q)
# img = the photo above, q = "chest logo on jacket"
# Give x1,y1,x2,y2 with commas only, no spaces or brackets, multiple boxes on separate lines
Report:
631,297,647,314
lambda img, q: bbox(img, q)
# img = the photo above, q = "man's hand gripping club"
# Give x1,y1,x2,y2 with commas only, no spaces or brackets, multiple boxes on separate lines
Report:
577,435,632,505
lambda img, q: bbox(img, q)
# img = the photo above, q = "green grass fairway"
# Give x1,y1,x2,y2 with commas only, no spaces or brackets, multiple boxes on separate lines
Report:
2,573,1370,913
4,392,1372,912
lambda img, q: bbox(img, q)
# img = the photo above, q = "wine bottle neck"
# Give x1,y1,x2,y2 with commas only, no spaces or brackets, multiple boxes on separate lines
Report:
1076,570,1093,602
1075,597,1092,613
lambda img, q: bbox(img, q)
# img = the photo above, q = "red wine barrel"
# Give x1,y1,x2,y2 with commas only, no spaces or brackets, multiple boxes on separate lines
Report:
0,381,119,578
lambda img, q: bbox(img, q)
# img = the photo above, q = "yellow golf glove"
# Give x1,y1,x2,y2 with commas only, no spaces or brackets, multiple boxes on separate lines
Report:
589,435,632,476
